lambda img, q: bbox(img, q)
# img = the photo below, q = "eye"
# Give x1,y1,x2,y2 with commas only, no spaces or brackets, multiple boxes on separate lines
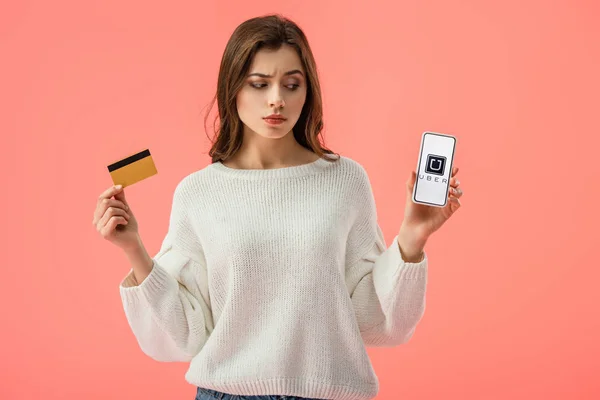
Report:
250,82,267,89
286,84,300,90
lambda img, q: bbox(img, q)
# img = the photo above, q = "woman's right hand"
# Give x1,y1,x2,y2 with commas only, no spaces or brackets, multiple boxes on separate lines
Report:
93,185,140,251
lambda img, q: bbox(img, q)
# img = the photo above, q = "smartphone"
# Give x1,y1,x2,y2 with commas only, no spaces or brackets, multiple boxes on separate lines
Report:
412,131,457,207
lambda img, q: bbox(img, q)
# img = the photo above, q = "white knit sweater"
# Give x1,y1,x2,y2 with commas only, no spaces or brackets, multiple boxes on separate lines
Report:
119,155,428,400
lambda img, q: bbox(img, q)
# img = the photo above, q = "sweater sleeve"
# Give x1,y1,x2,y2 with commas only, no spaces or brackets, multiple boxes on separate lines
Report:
119,180,214,362
344,166,428,347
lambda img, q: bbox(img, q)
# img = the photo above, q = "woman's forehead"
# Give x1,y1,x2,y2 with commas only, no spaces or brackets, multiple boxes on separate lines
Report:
249,46,304,76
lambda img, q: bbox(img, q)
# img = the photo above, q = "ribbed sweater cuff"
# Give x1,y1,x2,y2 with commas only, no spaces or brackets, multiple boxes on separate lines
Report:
373,235,428,289
119,260,177,305
393,234,428,279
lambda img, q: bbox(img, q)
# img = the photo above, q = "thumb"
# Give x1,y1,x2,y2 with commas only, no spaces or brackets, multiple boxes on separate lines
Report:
114,186,128,206
406,170,416,193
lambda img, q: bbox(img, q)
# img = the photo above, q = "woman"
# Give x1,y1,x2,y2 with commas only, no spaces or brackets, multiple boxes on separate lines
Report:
93,14,463,400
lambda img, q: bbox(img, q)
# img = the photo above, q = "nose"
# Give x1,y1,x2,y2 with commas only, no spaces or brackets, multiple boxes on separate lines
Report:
268,87,285,109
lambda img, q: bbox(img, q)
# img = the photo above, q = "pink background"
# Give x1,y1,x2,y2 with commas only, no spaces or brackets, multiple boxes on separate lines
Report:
2,0,599,399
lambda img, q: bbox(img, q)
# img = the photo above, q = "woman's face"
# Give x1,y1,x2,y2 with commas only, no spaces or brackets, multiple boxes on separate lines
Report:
236,44,307,139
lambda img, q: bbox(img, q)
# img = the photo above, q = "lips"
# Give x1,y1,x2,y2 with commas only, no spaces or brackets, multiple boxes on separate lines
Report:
264,114,286,120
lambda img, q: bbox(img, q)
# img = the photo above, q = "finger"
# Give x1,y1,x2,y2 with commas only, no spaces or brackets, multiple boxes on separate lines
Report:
449,187,464,198
449,177,461,188
101,216,128,238
406,170,417,191
98,214,129,237
448,196,461,208
98,185,124,204
114,187,128,206
451,166,459,177
97,206,130,229
106,206,130,221
93,198,128,224
101,198,128,211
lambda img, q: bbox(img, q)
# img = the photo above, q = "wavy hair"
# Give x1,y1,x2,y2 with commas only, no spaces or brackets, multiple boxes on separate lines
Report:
203,14,339,164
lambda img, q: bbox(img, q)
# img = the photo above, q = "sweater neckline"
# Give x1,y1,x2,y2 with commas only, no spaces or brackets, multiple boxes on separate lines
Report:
210,155,336,180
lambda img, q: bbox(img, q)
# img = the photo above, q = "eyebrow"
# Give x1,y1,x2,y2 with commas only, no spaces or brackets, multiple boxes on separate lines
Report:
247,70,304,78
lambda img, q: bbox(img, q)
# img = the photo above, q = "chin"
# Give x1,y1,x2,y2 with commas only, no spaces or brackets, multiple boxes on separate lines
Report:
252,121,294,139
260,130,291,140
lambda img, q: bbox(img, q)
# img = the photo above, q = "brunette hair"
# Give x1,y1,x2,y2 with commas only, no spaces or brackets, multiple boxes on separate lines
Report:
204,14,339,163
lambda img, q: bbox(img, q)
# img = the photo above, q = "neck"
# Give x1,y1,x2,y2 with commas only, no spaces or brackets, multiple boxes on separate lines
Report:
226,129,316,170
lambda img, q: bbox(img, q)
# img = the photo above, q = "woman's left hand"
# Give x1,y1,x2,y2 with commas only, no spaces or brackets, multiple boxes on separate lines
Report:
400,166,464,243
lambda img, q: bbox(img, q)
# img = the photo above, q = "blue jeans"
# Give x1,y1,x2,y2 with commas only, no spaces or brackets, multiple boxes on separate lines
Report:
195,386,326,400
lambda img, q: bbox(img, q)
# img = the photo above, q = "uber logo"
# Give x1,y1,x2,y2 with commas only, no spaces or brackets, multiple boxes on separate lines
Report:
425,154,446,176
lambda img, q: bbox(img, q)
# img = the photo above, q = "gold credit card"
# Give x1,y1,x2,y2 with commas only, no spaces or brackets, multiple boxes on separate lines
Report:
107,149,158,188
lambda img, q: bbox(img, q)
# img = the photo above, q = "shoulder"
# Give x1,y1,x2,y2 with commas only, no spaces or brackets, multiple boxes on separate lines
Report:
326,154,368,176
326,155,375,215
168,164,216,206
332,155,372,188
332,157,378,228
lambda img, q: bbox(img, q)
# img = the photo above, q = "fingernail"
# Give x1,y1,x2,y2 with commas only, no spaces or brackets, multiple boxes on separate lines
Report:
115,185,122,189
